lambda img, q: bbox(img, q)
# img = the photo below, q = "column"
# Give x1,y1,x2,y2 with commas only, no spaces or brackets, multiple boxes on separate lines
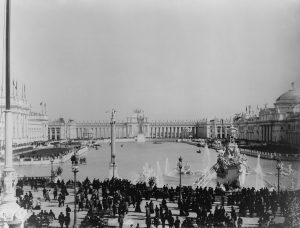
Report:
54,128,57,140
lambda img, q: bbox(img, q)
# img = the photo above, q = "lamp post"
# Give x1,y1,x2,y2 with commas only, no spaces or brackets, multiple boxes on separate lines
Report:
50,156,54,182
178,156,182,201
71,153,79,228
276,159,282,193
112,154,116,179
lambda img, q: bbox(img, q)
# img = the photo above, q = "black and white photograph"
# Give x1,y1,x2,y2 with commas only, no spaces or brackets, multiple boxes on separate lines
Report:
0,0,299,227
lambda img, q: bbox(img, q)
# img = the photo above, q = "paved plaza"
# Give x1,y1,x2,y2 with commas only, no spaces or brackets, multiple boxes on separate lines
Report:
23,184,285,228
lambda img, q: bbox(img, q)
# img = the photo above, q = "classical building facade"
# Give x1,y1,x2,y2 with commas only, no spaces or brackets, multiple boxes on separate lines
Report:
48,115,200,140
196,118,233,139
48,113,232,141
0,82,48,148
234,83,300,148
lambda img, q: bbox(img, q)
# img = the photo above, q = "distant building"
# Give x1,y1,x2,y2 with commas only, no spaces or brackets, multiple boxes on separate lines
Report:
48,84,299,148
234,83,300,148
48,118,76,140
196,118,233,139
0,82,48,148
48,112,232,140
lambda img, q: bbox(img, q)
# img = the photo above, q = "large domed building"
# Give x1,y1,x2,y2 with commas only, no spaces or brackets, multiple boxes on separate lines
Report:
234,83,300,149
274,82,300,117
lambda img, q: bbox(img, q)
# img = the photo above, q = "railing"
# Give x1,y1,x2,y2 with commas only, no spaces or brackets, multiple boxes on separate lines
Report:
239,148,300,161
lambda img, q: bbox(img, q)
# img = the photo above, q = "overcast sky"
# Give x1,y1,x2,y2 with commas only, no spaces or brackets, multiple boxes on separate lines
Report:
0,0,299,122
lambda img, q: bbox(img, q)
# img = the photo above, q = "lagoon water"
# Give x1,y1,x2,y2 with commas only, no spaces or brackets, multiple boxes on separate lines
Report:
14,142,300,190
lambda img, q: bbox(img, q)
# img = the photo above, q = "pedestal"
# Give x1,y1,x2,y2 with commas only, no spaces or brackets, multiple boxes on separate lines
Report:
136,134,146,143
108,163,119,179
0,169,27,228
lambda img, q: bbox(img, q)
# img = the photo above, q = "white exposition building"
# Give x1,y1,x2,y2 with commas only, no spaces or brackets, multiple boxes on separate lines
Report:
0,81,48,151
233,83,300,149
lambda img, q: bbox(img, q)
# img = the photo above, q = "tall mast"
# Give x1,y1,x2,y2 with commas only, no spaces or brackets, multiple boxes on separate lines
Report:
5,0,10,109
4,0,12,171
0,1,26,226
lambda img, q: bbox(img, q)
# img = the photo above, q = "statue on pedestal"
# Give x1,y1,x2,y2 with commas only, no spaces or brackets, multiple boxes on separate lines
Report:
137,114,144,134
134,109,146,143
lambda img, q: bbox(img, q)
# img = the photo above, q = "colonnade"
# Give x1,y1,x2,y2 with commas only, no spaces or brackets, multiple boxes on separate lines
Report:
150,126,196,138
261,125,273,142
213,126,229,139
287,132,300,145
49,127,60,140
74,125,197,139
76,125,128,139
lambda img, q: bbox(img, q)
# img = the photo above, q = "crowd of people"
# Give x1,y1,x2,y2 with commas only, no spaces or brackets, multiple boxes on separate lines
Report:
15,176,299,228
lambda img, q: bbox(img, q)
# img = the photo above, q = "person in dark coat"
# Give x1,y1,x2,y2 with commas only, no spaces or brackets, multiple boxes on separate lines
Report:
64,213,71,228
174,216,180,228
118,213,124,228
58,212,65,228
66,205,71,215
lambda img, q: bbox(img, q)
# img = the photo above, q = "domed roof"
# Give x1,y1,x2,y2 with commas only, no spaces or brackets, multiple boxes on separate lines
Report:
275,87,300,105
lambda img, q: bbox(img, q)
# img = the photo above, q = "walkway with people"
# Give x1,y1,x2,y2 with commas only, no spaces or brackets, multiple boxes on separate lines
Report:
20,178,290,228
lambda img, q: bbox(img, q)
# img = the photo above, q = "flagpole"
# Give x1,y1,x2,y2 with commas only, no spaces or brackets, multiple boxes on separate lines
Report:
0,0,27,226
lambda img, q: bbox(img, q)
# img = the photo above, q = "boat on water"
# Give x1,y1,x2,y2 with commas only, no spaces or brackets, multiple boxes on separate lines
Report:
196,150,201,154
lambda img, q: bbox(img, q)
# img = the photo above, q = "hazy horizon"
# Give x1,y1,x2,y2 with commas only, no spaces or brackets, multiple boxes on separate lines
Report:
0,0,299,122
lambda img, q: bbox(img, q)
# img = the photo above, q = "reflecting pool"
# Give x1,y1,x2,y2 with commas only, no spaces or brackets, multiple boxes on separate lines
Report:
14,142,300,190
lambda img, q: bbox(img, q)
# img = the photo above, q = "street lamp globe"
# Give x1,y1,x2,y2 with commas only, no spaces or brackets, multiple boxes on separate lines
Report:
178,156,183,169
112,154,116,179
276,159,282,170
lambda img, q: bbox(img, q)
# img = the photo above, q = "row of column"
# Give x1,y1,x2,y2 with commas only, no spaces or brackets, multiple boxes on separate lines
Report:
287,133,299,145
214,126,228,138
261,125,273,142
150,126,196,138
49,127,60,140
13,113,28,139
76,126,128,139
